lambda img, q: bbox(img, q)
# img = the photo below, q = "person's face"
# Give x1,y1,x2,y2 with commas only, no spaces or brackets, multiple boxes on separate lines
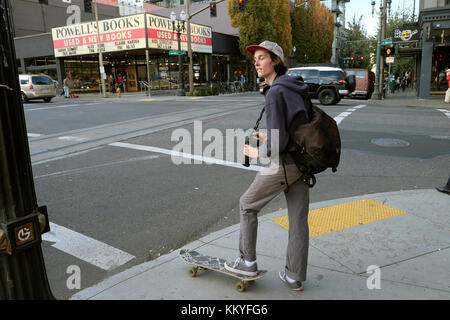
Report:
254,49,277,79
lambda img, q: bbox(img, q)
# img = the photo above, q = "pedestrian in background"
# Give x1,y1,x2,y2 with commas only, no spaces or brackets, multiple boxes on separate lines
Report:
63,72,71,98
436,175,450,194
224,40,311,292
445,69,450,103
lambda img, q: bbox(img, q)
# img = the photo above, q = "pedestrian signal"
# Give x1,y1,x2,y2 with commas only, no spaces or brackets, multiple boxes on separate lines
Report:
210,2,217,17
385,46,395,56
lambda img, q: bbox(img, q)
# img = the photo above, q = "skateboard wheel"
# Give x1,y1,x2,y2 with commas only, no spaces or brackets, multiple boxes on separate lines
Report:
189,267,198,277
235,282,246,292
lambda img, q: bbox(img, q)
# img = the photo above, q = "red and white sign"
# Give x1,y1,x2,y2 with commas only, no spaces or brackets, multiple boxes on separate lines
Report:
146,13,212,54
52,14,146,57
51,13,212,57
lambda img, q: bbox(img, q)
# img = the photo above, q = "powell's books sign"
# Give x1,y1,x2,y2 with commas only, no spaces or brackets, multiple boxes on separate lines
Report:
393,27,420,43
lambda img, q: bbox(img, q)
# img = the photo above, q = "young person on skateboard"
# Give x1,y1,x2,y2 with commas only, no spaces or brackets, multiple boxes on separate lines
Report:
224,41,311,291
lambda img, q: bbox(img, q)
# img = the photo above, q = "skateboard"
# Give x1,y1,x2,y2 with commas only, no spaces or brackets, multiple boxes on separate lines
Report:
179,249,267,292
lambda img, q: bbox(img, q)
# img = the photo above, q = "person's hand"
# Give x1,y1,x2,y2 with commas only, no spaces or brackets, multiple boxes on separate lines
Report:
253,132,268,143
244,145,259,158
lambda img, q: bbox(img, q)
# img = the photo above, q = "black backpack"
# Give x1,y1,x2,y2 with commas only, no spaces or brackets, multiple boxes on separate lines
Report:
285,94,341,187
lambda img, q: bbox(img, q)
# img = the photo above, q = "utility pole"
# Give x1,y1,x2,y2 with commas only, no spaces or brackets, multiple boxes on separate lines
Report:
94,0,107,98
186,0,193,94
0,0,53,299
184,0,225,94
379,0,387,98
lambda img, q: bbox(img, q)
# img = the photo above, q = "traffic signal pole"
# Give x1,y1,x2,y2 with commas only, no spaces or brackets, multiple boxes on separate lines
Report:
185,0,225,94
0,0,53,299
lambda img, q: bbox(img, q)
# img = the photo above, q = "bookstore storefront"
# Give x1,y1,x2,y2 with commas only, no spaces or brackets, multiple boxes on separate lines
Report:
51,13,212,92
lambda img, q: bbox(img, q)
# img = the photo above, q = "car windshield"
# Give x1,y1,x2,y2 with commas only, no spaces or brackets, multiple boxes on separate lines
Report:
32,76,52,85
319,71,344,81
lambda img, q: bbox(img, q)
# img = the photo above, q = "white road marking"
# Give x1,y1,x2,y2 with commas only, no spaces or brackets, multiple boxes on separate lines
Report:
27,133,42,137
334,104,366,125
42,222,135,271
58,136,87,142
108,105,366,171
109,142,262,172
437,109,450,118
25,102,101,112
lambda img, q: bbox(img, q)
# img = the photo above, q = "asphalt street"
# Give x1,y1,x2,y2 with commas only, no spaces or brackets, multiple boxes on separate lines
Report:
24,93,450,299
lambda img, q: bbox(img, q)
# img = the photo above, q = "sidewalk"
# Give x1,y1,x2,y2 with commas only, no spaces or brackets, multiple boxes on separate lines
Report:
367,89,450,109
72,189,450,300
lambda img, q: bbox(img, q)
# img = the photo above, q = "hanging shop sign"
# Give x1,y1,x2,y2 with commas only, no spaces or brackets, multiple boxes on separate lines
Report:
393,27,420,43
51,14,147,57
146,13,212,54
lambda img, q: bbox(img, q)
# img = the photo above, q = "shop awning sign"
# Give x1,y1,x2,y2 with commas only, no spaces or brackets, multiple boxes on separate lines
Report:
52,14,147,57
146,14,212,54
51,13,213,57
393,27,420,43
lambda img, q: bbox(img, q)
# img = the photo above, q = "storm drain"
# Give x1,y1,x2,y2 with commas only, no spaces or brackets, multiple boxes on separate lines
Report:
272,199,408,237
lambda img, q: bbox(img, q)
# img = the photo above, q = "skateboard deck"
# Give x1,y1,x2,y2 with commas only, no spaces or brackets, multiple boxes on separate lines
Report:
179,249,267,292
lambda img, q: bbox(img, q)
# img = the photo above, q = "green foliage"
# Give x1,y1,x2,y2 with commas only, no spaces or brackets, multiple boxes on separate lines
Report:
385,10,416,75
228,0,277,59
341,15,374,70
291,0,334,64
187,85,219,96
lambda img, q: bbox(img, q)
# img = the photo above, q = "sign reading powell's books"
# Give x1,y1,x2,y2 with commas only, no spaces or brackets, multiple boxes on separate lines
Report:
51,13,212,57
52,14,147,57
393,27,420,43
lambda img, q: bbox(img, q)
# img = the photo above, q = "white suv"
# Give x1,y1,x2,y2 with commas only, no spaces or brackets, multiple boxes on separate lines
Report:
20,74,57,103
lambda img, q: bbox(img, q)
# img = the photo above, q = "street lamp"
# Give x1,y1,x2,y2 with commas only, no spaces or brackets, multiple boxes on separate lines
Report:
171,10,186,96
291,46,296,67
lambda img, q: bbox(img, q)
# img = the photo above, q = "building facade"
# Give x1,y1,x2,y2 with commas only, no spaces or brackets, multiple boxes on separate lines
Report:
403,0,450,98
12,0,246,93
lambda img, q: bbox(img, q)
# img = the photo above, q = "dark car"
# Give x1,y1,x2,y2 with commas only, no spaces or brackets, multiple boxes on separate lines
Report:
286,66,355,105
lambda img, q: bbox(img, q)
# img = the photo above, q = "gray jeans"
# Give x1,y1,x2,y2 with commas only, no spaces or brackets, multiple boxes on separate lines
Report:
239,162,310,282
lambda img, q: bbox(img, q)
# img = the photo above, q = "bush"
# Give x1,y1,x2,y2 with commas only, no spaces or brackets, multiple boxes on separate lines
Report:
191,86,218,96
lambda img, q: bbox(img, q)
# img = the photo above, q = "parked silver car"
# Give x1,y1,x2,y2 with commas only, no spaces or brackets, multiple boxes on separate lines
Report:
20,74,57,102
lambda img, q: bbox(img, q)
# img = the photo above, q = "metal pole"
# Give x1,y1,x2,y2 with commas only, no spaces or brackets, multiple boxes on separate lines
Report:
186,0,193,94
373,14,383,100
0,0,54,299
146,49,151,96
94,0,106,98
177,25,185,96
379,0,387,98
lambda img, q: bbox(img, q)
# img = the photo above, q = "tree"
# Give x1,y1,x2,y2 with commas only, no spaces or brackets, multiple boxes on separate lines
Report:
385,10,415,76
290,0,334,64
340,15,374,70
228,0,292,59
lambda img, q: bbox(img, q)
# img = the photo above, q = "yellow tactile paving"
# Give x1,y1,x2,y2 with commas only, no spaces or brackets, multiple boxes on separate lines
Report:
272,199,408,238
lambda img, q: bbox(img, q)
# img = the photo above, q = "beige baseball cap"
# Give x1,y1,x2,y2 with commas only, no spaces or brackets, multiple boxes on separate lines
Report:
246,40,285,63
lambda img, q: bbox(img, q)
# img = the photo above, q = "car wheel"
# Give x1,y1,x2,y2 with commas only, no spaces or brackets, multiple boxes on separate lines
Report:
318,88,337,105
21,92,28,103
43,97,52,102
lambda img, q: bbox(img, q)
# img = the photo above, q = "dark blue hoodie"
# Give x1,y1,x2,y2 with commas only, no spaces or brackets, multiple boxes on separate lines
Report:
259,74,310,163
